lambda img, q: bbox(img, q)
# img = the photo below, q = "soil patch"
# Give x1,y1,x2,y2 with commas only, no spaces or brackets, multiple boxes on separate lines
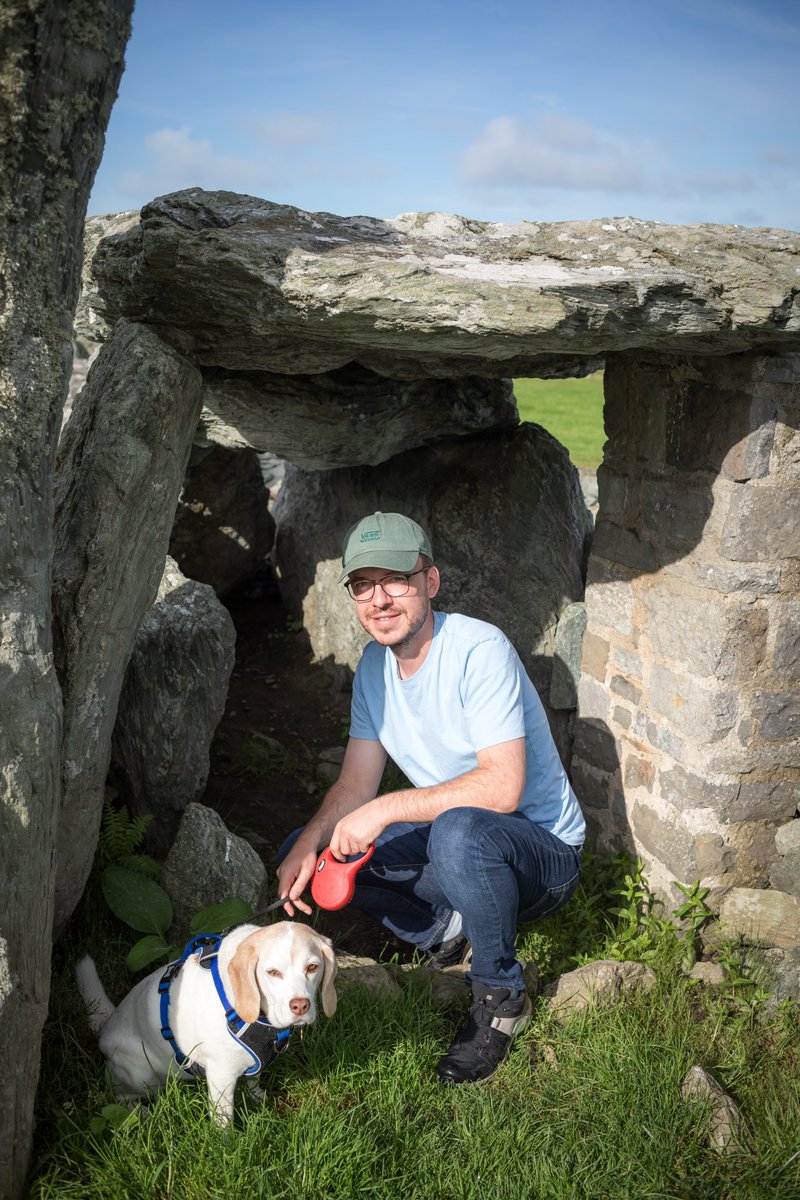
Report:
200,573,409,963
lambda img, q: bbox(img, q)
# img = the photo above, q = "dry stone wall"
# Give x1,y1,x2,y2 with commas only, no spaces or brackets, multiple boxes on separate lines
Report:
574,352,800,894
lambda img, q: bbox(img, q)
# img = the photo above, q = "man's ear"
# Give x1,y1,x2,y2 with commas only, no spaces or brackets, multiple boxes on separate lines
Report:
426,564,441,599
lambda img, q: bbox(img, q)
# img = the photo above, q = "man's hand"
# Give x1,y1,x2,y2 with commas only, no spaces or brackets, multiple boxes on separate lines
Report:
329,799,389,860
275,833,320,916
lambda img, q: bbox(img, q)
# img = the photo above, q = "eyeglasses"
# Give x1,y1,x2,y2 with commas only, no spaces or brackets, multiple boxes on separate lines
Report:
344,567,430,602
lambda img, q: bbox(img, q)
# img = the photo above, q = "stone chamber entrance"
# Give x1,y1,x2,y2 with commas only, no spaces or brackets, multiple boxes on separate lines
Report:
57,187,799,939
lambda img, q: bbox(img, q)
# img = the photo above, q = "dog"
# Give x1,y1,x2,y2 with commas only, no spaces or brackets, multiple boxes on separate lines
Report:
76,921,337,1124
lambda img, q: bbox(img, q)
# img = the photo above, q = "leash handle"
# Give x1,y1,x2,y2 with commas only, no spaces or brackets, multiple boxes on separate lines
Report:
311,844,375,910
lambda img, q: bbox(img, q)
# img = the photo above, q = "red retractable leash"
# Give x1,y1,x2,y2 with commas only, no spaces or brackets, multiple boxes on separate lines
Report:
311,844,375,910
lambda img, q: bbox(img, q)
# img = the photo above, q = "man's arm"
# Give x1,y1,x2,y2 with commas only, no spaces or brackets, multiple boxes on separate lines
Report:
329,736,526,858
276,736,387,915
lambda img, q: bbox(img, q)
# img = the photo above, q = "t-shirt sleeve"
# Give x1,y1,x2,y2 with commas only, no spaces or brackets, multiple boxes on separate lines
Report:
460,636,527,751
349,652,380,741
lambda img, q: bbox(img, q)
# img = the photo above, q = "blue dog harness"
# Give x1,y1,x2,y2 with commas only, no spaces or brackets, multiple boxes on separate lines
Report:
158,933,292,1078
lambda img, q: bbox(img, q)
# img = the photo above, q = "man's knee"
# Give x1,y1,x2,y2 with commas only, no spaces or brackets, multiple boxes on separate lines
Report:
428,806,495,867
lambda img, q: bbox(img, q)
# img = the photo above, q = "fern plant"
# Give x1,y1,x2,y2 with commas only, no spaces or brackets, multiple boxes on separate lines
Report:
95,798,158,874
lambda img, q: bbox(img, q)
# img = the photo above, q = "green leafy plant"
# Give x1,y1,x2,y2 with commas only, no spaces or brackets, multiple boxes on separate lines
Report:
96,799,253,971
672,880,715,971
604,858,669,963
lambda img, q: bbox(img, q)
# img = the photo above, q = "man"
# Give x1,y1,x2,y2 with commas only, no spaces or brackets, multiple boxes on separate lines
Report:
277,511,585,1085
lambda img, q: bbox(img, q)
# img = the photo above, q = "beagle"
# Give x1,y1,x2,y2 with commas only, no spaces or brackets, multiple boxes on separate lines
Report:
76,921,337,1124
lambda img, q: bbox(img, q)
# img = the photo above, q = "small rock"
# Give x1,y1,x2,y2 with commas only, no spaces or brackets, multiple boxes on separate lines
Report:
681,1065,743,1154
543,959,656,1019
335,952,402,998
687,961,726,986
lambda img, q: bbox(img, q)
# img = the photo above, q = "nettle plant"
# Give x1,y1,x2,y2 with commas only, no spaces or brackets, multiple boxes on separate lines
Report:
96,800,252,971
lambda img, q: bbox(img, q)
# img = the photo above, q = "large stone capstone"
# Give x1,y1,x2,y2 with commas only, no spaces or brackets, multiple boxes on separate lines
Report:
80,189,800,381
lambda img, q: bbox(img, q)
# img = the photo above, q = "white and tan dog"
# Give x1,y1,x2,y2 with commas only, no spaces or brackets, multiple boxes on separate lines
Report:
76,921,337,1124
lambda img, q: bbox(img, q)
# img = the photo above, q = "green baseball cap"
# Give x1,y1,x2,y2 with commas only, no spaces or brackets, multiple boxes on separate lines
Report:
338,512,433,582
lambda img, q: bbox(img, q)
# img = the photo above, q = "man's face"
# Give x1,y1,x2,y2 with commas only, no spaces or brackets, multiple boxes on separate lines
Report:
347,557,440,652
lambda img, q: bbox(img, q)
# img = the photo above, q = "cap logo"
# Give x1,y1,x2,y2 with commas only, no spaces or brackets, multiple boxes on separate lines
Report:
360,530,380,542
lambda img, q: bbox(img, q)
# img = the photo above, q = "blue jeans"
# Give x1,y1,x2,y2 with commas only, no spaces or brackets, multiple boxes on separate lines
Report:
277,807,582,992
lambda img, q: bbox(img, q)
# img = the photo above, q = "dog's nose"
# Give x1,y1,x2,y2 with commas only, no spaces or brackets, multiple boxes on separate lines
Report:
289,997,310,1017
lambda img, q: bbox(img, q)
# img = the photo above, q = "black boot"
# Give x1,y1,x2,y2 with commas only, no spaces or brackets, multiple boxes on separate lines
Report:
424,934,472,969
436,979,531,1085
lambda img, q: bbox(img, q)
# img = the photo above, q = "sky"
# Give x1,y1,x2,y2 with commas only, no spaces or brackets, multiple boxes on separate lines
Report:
89,0,800,231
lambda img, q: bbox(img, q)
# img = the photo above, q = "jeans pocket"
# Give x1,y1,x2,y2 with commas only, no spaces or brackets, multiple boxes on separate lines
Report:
519,867,581,924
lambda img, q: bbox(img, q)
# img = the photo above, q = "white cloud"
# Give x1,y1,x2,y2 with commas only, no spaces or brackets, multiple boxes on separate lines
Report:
459,114,647,192
118,125,282,201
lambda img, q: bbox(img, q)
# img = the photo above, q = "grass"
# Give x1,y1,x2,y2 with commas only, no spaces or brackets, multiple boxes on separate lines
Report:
514,374,606,469
29,854,800,1200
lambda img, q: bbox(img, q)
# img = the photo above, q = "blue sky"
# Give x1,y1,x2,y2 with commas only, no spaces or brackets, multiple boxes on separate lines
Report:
89,0,800,230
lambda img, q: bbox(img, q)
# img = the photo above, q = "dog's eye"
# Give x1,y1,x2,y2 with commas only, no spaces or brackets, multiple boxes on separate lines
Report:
306,962,319,974
266,968,283,978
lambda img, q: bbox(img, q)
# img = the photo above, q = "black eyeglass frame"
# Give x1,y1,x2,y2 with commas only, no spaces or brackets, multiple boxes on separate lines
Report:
344,566,431,602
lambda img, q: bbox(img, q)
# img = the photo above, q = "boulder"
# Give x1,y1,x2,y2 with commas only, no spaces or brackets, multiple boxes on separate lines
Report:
109,557,236,857
84,191,800,378
161,802,269,937
195,363,518,467
273,422,592,749
542,959,657,1019
169,445,275,597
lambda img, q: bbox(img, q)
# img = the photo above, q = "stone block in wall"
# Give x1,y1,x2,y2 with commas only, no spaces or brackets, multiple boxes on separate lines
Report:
750,692,800,742
659,764,738,816
570,757,612,812
596,465,627,516
612,646,643,679
720,485,800,561
550,602,587,710
771,820,800,896
584,559,633,636
624,755,655,790
693,834,736,878
581,630,610,682
613,705,632,730
632,801,696,879
774,602,800,680
640,480,713,549
645,587,768,683
665,380,776,482
689,561,782,595
591,519,658,573
723,822,782,887
610,675,641,704
572,720,620,776
717,888,800,951
631,711,686,762
649,664,739,743
576,677,612,723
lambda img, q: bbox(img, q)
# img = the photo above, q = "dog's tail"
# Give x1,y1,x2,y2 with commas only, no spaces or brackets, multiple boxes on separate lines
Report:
75,954,116,1033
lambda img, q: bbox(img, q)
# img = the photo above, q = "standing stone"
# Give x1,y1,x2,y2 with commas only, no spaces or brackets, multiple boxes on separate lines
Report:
109,557,236,857
52,321,203,934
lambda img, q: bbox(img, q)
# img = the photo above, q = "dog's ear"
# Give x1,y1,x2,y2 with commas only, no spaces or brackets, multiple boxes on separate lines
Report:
227,935,262,1024
318,936,337,1018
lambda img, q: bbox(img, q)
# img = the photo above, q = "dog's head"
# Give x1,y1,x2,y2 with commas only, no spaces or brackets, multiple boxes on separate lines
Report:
227,922,337,1029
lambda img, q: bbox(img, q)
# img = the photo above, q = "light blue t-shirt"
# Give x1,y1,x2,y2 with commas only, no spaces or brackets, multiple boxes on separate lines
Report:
349,610,585,847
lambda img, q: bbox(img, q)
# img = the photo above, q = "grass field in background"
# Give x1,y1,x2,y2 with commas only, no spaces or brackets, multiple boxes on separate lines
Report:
514,373,605,469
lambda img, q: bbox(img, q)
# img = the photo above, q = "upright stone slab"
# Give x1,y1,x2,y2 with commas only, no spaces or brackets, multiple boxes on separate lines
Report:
52,321,203,932
573,352,800,893
273,422,592,758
